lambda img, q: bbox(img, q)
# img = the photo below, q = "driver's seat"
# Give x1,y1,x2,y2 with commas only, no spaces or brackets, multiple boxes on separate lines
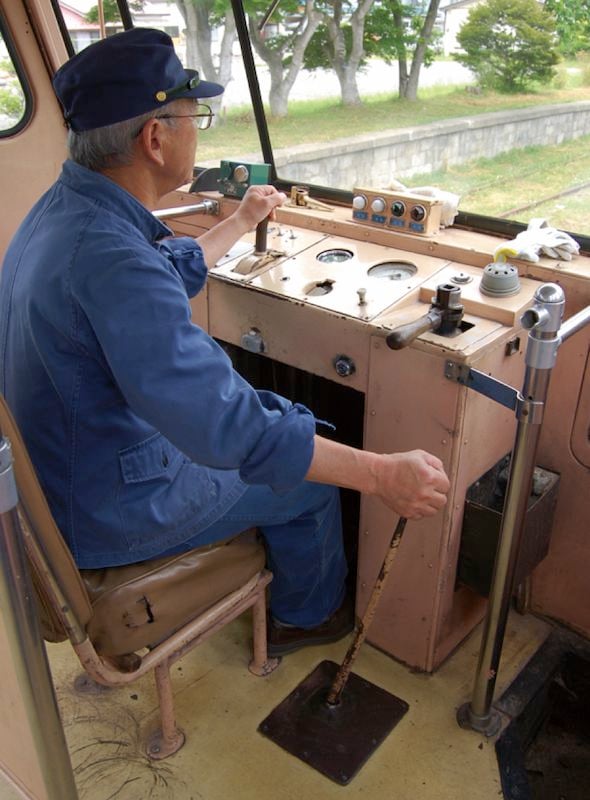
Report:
0,394,279,760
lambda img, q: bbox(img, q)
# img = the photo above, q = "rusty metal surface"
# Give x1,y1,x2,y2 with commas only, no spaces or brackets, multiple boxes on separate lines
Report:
258,659,409,785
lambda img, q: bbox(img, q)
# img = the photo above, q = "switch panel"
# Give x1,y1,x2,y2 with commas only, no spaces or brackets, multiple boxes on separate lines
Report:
218,161,271,198
352,187,443,236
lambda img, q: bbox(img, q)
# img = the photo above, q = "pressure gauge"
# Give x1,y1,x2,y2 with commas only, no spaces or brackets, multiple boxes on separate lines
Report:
371,197,386,213
368,261,418,280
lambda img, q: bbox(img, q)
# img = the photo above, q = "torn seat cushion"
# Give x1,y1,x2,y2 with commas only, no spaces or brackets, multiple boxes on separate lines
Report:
80,529,265,657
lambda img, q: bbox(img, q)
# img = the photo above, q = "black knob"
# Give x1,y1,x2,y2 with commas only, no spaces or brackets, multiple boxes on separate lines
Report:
410,204,427,222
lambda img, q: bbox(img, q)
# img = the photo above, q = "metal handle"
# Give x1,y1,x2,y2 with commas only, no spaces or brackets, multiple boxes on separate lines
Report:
386,310,443,350
326,516,408,705
153,199,219,219
255,217,269,255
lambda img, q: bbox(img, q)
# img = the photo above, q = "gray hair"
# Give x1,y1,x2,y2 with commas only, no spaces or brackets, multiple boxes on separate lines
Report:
67,106,180,172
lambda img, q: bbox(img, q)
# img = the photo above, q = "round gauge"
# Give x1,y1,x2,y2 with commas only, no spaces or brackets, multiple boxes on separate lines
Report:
368,261,418,280
316,249,354,263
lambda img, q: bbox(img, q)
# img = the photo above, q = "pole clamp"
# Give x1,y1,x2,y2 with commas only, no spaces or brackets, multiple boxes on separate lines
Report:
444,361,519,411
515,396,545,424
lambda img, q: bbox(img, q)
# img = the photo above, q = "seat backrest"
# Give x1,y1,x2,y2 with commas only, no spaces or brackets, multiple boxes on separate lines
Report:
0,395,93,641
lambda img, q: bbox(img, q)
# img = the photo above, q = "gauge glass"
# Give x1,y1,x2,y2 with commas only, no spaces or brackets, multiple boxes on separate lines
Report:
316,249,354,263
368,261,418,280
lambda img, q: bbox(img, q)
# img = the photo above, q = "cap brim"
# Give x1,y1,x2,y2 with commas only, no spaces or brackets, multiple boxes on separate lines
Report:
184,68,224,99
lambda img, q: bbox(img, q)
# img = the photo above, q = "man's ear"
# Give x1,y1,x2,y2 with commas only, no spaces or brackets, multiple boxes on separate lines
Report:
138,118,166,167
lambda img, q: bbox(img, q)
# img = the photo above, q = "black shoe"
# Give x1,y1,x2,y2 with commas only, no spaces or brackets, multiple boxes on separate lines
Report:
267,597,355,657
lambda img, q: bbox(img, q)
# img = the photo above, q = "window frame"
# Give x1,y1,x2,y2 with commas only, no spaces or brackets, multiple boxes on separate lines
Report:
0,8,34,138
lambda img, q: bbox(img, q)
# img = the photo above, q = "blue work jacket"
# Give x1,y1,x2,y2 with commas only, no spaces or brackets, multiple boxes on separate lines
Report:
0,161,316,567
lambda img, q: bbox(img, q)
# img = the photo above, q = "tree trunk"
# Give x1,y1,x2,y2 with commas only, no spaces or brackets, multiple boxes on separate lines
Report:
399,0,441,100
175,0,198,68
175,1,237,119
249,0,322,118
322,0,376,107
392,4,409,99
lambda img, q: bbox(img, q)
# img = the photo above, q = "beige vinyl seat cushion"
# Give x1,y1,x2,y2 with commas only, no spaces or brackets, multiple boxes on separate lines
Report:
80,530,266,657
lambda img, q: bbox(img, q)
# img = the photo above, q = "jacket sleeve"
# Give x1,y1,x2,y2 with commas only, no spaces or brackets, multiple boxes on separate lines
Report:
74,235,316,493
154,236,208,298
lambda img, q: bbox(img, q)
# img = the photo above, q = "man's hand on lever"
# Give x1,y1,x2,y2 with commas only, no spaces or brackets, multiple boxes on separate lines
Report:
306,435,450,521
198,185,286,268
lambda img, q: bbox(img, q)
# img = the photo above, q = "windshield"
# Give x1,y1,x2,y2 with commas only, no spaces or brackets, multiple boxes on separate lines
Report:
58,0,590,239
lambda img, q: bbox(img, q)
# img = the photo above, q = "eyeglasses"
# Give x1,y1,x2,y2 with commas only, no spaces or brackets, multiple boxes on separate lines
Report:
157,104,214,131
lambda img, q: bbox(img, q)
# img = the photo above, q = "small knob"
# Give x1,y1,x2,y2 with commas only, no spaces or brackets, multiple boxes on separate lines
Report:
371,197,386,213
352,194,367,210
233,164,249,183
357,288,367,306
410,204,427,222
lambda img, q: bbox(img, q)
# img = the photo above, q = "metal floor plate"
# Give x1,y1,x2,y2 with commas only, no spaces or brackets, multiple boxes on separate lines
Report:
258,659,409,785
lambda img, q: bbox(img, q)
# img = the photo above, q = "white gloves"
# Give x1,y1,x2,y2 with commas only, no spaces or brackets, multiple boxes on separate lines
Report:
389,179,460,228
494,218,580,263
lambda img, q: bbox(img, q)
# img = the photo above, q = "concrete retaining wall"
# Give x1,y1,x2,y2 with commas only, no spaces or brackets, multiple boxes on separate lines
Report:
273,101,590,189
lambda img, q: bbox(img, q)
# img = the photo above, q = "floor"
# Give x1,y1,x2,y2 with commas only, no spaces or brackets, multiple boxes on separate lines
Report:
1,609,551,800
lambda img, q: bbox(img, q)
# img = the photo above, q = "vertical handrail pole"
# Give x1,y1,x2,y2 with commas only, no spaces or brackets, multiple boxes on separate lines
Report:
458,283,566,736
0,436,78,799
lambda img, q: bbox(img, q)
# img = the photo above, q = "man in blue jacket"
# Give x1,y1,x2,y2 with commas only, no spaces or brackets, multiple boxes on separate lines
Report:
0,28,449,656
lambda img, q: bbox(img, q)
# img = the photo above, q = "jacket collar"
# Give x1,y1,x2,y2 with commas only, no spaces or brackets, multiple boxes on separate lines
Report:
59,159,173,242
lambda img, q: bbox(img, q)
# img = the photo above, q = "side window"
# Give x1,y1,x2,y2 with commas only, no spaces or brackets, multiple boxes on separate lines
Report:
0,18,30,135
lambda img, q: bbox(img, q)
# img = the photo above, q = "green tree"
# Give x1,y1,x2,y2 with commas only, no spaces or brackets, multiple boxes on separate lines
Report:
364,0,442,100
545,0,590,56
248,0,324,117
85,0,144,24
304,0,442,103
454,0,560,93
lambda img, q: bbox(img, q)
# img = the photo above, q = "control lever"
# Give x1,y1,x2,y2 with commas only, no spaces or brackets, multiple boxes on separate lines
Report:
255,216,269,255
386,284,464,350
233,216,285,276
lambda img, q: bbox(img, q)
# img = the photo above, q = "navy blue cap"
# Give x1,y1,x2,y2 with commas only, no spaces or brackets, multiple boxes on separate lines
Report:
53,28,224,133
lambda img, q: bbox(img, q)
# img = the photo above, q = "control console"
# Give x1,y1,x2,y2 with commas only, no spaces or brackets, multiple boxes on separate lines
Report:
352,187,443,236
